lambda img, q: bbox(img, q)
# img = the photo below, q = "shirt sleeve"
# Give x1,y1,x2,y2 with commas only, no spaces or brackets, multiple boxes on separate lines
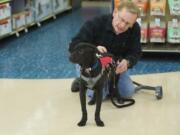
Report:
125,22,142,68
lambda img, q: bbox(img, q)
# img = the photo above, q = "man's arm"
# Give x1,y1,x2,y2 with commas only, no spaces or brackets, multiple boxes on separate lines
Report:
125,22,142,68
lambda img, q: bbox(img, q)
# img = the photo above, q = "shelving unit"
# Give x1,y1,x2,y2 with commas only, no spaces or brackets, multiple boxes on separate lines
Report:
0,0,72,39
0,0,12,37
112,0,180,53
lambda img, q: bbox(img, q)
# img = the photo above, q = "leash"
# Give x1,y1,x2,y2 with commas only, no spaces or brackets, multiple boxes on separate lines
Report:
109,69,135,108
91,53,136,108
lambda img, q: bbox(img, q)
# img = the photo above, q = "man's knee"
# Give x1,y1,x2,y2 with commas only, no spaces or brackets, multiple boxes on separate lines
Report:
119,87,135,98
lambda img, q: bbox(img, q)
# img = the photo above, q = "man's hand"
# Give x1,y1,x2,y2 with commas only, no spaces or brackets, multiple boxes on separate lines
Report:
97,46,107,53
116,59,129,74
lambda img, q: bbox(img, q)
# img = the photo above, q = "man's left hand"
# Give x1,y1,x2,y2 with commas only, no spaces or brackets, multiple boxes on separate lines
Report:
115,59,129,74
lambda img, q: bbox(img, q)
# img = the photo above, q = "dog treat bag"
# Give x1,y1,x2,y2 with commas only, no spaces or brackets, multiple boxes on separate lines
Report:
132,0,148,16
114,0,120,9
137,18,149,43
141,22,149,43
168,0,180,15
149,18,166,43
150,0,166,16
167,19,180,43
114,0,129,9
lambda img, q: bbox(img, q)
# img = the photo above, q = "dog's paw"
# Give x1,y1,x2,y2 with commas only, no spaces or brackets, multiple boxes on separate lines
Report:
77,120,86,127
96,120,104,127
88,99,95,105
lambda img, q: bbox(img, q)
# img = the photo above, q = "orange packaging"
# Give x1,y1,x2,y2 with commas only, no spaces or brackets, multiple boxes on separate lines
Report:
114,0,129,9
114,0,121,9
132,0,148,16
150,0,166,16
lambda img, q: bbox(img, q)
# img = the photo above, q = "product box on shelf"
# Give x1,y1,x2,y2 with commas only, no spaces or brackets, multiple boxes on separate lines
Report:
0,18,12,36
141,22,149,43
52,0,64,13
132,0,148,16
167,19,180,43
12,12,26,30
34,0,53,21
0,2,11,20
24,10,34,25
62,0,69,9
149,18,166,43
168,0,180,15
150,0,166,16
114,0,121,9
137,18,149,43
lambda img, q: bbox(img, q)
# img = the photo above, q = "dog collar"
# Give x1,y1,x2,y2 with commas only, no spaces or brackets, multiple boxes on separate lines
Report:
91,60,99,70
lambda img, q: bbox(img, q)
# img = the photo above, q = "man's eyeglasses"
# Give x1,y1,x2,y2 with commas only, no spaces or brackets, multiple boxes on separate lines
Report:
117,15,133,29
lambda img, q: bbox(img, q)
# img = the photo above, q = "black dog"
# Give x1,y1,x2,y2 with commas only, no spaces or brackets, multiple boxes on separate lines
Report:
69,42,135,127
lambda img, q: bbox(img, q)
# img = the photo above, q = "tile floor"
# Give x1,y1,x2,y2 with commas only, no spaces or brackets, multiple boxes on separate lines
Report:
0,72,179,135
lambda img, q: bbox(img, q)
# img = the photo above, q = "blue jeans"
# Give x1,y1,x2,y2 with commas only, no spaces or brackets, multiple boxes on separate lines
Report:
75,65,135,99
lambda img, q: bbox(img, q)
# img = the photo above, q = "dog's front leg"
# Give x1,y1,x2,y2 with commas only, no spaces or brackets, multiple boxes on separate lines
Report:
95,85,104,127
78,83,87,126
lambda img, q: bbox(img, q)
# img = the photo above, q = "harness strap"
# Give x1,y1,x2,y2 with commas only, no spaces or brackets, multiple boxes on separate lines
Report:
80,68,105,89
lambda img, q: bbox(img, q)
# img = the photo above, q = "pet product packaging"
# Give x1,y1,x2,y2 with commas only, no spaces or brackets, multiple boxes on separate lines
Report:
137,18,148,43
52,0,64,13
149,18,166,43
168,0,180,15
25,10,34,25
0,18,12,36
141,22,149,43
132,0,148,16
34,0,52,21
0,2,11,20
114,0,121,9
167,19,180,43
150,0,166,16
12,12,26,30
62,0,69,10
114,0,129,9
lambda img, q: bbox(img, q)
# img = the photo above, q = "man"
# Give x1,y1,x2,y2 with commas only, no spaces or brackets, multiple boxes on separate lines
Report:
69,1,141,99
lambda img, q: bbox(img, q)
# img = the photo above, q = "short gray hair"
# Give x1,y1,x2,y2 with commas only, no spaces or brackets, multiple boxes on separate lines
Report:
118,1,140,17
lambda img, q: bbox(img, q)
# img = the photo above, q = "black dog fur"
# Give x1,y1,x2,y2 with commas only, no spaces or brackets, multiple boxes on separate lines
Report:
69,42,107,126
69,42,135,127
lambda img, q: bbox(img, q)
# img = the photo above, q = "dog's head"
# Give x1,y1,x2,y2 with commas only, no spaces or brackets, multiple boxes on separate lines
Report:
69,42,98,68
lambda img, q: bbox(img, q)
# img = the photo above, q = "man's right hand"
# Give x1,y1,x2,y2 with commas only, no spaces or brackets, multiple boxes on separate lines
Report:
97,46,107,53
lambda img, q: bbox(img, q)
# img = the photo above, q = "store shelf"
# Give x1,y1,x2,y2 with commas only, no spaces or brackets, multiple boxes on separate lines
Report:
112,0,180,54
0,0,73,39
142,43,180,53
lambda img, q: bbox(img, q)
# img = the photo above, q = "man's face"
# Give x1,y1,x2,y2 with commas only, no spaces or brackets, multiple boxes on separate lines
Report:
112,8,137,34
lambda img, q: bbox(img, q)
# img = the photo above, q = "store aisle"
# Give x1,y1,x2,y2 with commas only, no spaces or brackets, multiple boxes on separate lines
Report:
0,5,110,78
0,1,179,135
0,72,179,135
0,2,179,78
